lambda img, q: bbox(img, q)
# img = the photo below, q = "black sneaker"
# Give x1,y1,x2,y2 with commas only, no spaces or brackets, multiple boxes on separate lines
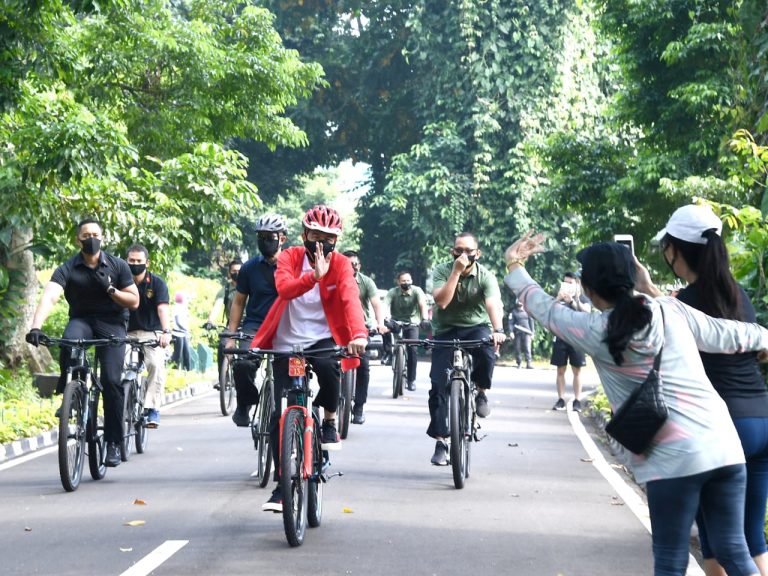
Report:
352,405,365,425
321,420,341,451
406,380,416,391
430,440,449,466
572,399,582,412
475,391,490,418
262,488,283,513
553,398,566,411
231,405,251,427
516,363,521,369
525,363,534,369
105,442,121,467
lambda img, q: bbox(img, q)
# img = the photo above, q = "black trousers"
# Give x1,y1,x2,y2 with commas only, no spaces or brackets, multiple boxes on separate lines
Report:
269,338,341,479
427,325,494,439
58,317,127,444
232,330,259,408
354,353,370,406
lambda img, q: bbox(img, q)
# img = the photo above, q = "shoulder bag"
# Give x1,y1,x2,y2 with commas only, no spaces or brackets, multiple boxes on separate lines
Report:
604,309,668,455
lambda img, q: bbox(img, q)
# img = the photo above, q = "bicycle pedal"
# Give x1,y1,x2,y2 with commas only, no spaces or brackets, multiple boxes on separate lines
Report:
326,471,344,481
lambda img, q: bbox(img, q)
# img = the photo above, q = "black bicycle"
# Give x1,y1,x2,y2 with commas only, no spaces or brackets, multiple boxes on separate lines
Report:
226,345,349,547
402,337,492,489
39,335,115,492
387,320,417,398
221,332,274,488
119,337,159,461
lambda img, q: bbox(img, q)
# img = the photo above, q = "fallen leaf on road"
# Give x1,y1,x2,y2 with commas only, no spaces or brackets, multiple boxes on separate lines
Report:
123,520,146,527
133,499,146,506
507,443,519,447
120,548,133,552
611,496,624,506
580,457,594,463
342,507,354,514
24,527,31,532
509,493,520,498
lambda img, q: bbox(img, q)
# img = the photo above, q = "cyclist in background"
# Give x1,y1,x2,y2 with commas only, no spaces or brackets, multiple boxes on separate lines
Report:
26,218,139,468
251,205,367,512
428,232,506,466
125,243,172,428
342,250,388,424
205,258,243,376
385,271,430,391
225,214,288,427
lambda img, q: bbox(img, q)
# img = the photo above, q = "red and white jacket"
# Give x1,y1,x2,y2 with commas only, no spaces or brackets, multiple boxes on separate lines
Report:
250,246,367,371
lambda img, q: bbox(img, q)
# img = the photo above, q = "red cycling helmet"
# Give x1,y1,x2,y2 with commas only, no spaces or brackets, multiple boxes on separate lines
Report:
302,205,342,235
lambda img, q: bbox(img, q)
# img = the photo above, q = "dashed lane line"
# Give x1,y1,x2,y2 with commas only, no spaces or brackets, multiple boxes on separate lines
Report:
119,540,188,576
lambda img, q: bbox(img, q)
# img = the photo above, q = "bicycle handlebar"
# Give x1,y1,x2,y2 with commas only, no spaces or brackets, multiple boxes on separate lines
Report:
222,345,356,359
219,330,255,341
39,335,124,349
399,337,493,349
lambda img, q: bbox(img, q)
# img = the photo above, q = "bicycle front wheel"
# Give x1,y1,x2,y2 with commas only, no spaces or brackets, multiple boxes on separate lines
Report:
281,408,308,547
307,413,324,527
256,375,273,488
392,345,405,398
120,380,134,462
88,386,106,481
339,369,354,439
449,377,468,489
219,355,236,416
59,380,87,492
135,379,148,454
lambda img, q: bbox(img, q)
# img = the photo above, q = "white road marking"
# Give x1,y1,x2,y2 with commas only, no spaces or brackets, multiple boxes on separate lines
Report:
119,540,188,576
568,405,705,576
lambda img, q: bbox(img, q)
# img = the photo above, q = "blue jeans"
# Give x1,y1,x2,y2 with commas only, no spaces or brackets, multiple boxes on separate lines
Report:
698,417,768,559
647,464,757,575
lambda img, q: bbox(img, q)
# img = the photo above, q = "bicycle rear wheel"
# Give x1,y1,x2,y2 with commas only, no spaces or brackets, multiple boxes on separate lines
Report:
255,374,273,488
281,408,308,547
392,345,405,398
307,413,323,528
135,378,148,454
339,369,354,439
120,380,134,462
219,355,236,416
59,380,87,492
449,377,468,489
88,386,106,481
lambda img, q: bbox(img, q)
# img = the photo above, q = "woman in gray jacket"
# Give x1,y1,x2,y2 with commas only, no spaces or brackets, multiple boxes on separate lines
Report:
503,233,766,576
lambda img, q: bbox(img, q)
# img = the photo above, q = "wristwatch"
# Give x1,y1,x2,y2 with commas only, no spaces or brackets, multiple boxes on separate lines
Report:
494,328,505,334
162,328,171,334
107,285,116,295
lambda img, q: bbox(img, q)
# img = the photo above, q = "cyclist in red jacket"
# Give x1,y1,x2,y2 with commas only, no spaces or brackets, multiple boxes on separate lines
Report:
251,204,368,512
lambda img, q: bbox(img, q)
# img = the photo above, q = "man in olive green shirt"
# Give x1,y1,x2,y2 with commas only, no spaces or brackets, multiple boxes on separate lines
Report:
385,271,430,390
343,251,387,424
428,232,506,466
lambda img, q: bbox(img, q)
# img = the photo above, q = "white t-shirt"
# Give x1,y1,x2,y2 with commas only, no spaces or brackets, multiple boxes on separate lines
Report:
272,255,332,351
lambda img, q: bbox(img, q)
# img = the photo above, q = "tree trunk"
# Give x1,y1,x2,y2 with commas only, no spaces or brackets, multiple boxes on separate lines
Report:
0,226,53,372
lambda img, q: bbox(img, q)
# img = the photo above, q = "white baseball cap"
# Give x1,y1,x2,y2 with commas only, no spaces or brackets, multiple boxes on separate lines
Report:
654,204,722,245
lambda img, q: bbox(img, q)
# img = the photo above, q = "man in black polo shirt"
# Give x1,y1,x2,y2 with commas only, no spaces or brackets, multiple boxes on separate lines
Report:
26,218,139,468
227,214,287,427
126,244,172,428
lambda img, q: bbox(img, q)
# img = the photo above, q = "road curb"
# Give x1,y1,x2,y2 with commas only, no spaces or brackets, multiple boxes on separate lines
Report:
0,379,214,464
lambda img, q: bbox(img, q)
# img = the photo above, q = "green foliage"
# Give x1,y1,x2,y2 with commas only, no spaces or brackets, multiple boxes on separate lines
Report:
0,0,324,355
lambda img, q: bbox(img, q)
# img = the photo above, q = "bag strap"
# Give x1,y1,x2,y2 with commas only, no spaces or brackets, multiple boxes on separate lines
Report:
653,306,665,371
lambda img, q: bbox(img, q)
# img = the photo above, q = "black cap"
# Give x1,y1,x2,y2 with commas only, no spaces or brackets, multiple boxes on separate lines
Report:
576,242,635,290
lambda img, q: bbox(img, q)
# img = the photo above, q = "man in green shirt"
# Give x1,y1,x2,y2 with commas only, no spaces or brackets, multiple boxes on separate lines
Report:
428,232,506,466
385,271,430,390
343,251,387,424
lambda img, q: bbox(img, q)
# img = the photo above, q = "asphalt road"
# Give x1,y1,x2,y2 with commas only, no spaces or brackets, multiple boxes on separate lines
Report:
0,361,663,575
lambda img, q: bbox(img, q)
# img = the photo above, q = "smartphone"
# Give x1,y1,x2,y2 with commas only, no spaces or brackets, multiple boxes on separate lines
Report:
613,234,634,256
558,282,577,298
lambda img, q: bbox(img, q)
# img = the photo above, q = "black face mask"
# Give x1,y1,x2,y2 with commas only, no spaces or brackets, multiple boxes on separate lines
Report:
81,237,101,255
400,283,411,291
304,239,336,260
230,272,239,282
258,237,279,258
452,253,476,265
129,263,147,276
